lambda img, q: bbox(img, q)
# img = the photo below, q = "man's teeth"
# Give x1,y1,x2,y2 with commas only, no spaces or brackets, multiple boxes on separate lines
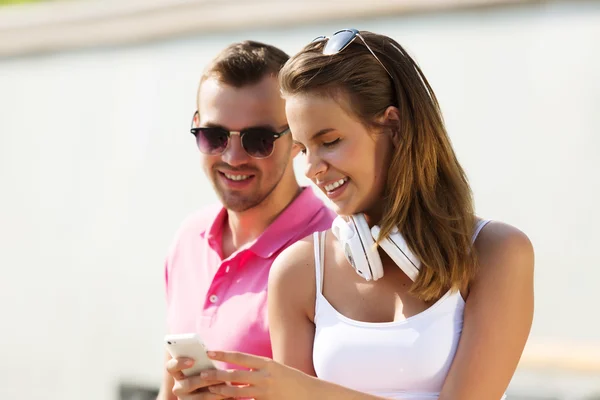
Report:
325,178,348,192
224,173,250,181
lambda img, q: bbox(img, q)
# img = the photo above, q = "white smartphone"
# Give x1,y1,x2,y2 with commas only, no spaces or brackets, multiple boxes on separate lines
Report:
164,333,217,376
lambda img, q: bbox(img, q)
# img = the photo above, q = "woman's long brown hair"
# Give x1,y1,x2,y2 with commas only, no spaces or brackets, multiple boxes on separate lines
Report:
279,31,477,301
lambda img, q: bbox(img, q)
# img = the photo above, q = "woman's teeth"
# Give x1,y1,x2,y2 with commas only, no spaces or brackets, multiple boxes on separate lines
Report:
325,177,348,192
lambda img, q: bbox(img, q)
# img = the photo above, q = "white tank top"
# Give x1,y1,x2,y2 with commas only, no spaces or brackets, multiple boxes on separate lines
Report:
312,220,506,399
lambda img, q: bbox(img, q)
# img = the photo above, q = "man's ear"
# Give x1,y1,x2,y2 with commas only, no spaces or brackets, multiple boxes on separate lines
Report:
291,142,302,158
381,105,401,147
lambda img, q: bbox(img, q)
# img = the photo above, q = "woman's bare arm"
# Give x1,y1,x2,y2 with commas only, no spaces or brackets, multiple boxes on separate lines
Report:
268,235,319,376
439,222,535,399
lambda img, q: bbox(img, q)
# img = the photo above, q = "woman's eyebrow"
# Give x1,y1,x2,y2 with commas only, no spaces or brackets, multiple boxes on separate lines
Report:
310,128,335,141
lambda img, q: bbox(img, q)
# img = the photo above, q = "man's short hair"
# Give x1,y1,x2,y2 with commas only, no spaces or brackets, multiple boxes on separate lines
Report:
200,40,290,88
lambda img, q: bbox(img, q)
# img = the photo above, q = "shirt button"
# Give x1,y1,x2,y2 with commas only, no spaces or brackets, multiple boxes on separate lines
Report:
209,294,218,304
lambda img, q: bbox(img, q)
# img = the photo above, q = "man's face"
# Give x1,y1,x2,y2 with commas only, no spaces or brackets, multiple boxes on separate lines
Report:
196,75,291,212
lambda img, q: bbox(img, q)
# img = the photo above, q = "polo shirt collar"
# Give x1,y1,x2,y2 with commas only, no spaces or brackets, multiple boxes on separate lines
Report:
250,186,324,258
203,206,228,258
202,187,326,259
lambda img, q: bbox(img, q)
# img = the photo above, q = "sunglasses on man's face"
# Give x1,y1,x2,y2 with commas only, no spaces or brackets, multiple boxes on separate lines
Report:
190,111,290,159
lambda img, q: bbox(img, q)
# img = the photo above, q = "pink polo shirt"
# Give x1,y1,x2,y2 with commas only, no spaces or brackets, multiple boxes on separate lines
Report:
164,187,335,369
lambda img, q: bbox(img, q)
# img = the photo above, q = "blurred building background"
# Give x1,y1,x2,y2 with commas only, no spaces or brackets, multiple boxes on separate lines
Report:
0,0,599,399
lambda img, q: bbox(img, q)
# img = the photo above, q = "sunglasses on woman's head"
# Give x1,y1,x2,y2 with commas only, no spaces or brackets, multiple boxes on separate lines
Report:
190,111,291,159
312,28,398,84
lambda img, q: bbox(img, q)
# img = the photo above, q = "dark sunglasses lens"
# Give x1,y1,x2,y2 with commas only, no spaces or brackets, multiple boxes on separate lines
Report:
195,128,229,154
242,129,277,158
323,30,356,55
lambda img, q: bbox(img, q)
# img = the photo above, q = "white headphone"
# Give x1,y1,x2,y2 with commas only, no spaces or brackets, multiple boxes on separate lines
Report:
331,214,421,282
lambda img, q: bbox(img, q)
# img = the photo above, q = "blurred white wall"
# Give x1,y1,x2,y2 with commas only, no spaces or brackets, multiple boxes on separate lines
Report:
0,1,599,399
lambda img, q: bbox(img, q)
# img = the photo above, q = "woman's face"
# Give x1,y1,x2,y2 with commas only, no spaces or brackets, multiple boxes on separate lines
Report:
286,92,393,217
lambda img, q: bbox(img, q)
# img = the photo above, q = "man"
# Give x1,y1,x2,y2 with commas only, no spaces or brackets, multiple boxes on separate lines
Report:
157,41,335,399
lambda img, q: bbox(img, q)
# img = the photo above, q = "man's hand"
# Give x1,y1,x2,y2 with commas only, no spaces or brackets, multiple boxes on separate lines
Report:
166,357,230,400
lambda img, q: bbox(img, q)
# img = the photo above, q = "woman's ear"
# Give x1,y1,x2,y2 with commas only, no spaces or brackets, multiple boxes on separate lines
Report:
382,106,401,147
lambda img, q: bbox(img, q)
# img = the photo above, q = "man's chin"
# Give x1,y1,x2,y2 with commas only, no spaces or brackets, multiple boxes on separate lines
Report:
217,192,262,213
211,175,275,212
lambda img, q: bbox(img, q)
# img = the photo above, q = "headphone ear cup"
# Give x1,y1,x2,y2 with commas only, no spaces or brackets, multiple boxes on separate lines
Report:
350,214,384,281
371,225,421,282
331,215,383,281
332,216,372,280
331,215,346,242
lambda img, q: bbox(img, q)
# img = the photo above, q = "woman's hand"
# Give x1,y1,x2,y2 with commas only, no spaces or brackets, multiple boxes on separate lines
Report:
200,350,314,400
166,356,230,399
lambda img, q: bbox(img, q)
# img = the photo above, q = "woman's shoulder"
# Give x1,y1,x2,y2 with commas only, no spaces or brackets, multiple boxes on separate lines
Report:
472,219,534,286
268,230,330,311
475,219,532,255
273,230,325,270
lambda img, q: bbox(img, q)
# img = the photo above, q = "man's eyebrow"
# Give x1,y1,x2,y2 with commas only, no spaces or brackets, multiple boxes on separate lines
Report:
202,121,285,131
203,122,226,129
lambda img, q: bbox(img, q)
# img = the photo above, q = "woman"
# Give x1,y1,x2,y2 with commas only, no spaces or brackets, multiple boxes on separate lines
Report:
191,29,535,399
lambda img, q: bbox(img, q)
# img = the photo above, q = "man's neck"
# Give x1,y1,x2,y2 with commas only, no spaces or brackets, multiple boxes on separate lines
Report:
221,179,302,258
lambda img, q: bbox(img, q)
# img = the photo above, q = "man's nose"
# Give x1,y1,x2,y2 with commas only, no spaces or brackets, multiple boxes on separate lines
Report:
221,134,250,167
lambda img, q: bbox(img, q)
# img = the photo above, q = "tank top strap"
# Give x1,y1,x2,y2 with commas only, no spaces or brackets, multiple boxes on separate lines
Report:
313,231,326,294
472,219,492,243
